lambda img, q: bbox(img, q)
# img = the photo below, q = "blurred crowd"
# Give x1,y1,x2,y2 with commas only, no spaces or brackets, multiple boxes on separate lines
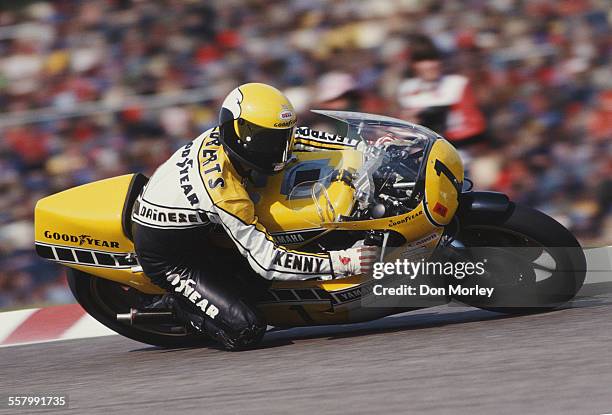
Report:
0,0,610,309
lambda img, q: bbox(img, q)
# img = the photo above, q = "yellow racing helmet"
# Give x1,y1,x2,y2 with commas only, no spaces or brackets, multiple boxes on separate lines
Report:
219,83,297,174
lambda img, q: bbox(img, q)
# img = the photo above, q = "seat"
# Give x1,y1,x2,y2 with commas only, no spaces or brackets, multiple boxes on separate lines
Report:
121,173,149,241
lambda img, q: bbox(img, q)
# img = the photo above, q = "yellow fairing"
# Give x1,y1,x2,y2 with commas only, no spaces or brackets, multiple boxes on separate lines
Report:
247,150,361,233
320,202,437,242
34,174,162,294
423,139,464,226
319,139,462,240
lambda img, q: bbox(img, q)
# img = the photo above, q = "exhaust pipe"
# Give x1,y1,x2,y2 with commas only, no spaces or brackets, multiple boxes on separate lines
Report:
117,308,176,325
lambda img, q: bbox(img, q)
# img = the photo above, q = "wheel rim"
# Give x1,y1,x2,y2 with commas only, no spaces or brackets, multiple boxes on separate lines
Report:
461,225,557,277
456,225,579,307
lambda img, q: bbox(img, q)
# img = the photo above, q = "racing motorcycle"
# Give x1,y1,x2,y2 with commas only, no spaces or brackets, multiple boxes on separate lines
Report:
34,111,586,347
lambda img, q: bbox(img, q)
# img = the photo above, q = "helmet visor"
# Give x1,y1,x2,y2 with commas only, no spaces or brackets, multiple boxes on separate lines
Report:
236,120,294,172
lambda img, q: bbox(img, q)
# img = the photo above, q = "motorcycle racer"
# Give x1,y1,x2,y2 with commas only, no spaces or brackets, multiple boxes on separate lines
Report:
131,83,378,350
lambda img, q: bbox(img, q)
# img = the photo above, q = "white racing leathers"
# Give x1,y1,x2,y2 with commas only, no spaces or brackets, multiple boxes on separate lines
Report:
132,126,361,281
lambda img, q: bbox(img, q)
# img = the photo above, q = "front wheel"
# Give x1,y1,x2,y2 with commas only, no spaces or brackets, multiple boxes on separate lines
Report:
67,269,209,348
451,203,586,313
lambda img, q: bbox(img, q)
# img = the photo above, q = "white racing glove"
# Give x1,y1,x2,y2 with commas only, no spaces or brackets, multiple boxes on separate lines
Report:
329,245,380,279
373,134,397,147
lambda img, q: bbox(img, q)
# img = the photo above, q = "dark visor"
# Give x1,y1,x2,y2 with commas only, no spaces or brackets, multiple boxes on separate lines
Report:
236,120,293,166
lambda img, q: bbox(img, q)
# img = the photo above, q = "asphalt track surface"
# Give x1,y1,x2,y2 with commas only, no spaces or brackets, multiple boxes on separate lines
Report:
2,283,612,414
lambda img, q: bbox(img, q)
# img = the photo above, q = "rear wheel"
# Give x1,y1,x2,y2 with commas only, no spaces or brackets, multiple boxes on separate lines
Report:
451,203,586,313
67,269,210,348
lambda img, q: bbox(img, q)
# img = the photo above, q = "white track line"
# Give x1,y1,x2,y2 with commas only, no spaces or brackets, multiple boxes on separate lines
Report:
584,247,612,284
60,313,116,340
0,308,37,343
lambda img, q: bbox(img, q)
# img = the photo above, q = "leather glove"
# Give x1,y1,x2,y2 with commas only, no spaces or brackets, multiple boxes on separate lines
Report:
329,245,381,279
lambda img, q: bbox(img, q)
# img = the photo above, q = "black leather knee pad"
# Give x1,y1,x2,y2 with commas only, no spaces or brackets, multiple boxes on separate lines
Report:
133,223,268,350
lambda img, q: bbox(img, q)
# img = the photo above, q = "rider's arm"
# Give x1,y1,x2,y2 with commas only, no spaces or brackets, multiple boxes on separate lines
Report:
293,126,362,152
211,197,374,281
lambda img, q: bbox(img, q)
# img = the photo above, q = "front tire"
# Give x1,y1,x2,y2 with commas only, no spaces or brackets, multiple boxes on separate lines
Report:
452,203,586,313
67,269,209,348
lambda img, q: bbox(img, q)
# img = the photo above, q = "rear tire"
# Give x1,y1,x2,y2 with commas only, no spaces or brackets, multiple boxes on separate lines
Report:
67,269,210,348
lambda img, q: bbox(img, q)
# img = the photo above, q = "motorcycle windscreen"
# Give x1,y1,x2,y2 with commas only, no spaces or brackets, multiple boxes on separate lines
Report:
310,111,436,212
286,151,362,227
